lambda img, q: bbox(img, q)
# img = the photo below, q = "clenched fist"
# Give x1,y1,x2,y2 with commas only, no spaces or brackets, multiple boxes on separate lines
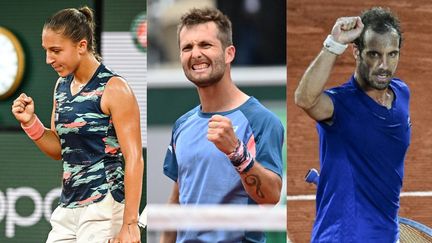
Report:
207,115,238,155
331,16,364,44
11,93,36,125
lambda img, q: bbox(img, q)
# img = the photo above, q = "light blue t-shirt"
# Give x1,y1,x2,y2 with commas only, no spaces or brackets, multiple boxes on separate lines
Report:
312,76,411,243
164,97,284,243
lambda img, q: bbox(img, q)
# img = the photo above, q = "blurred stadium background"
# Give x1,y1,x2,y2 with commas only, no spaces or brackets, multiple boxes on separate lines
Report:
146,0,286,242
0,0,146,242
288,0,432,242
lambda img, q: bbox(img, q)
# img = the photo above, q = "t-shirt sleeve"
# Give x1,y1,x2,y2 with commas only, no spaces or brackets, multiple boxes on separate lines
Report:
163,129,178,182
317,90,339,130
162,107,199,182
252,113,284,178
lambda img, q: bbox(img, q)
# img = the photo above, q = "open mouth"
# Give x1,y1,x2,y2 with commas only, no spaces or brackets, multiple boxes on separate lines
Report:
192,63,209,71
376,73,390,82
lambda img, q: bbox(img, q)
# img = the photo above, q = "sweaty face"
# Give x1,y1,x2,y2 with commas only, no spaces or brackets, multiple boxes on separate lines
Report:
42,28,81,77
179,22,228,87
356,28,400,90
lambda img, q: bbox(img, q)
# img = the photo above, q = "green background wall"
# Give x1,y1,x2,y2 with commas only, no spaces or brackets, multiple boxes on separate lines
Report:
0,1,146,242
148,86,285,125
0,1,95,127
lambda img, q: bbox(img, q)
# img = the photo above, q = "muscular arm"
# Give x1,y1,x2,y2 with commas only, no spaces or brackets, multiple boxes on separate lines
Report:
208,115,282,204
294,49,337,121
159,183,179,243
33,107,62,160
295,16,364,121
239,161,282,204
103,77,144,241
11,80,63,160
36,88,63,160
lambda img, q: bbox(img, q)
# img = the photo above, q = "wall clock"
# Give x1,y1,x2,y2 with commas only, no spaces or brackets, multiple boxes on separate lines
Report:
0,27,25,100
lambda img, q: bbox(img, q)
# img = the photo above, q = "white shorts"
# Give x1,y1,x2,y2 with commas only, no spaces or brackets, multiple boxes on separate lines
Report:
46,193,124,243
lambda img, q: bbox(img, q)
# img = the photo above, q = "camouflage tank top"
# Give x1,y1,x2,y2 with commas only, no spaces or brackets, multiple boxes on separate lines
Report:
54,64,125,208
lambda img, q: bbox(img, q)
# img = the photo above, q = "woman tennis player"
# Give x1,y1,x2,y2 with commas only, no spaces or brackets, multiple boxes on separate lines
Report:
11,6,143,243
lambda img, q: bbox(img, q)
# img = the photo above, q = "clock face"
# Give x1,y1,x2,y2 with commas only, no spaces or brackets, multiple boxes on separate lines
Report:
0,27,25,100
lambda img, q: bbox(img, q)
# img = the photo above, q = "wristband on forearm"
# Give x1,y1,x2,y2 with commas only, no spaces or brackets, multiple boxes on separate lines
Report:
323,35,348,55
21,115,45,141
227,139,254,173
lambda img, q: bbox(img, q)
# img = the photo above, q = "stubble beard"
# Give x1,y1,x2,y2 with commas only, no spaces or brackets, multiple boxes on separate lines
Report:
183,56,226,88
358,60,392,91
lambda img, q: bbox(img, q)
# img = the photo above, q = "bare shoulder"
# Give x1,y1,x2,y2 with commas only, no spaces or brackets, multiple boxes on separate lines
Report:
101,76,137,114
105,76,133,95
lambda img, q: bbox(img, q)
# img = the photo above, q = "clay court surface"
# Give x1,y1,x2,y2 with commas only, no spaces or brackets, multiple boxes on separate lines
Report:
287,0,432,242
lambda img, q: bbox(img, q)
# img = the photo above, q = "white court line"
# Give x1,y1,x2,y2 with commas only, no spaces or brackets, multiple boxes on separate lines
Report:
287,191,432,201
287,194,316,201
400,191,432,197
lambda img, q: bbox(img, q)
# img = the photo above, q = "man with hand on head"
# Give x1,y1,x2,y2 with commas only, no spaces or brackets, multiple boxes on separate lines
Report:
295,7,410,243
160,7,284,243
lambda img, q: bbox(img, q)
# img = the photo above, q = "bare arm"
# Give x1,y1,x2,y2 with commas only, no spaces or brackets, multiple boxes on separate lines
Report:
295,16,364,121
103,77,144,243
159,183,179,243
239,160,282,204
11,80,63,160
208,115,282,204
294,49,338,121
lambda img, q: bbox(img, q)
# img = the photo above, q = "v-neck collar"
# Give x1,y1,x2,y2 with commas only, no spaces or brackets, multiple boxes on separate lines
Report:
68,64,103,97
350,75,397,114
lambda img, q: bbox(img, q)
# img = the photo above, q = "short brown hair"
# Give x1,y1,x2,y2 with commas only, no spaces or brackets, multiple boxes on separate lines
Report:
177,8,233,48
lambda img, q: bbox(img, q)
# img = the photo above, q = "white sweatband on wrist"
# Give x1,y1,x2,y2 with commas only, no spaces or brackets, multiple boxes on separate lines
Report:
323,35,348,55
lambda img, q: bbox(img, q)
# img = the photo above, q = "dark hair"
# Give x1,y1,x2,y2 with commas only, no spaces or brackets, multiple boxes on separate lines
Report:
177,8,233,48
354,7,402,53
44,6,100,60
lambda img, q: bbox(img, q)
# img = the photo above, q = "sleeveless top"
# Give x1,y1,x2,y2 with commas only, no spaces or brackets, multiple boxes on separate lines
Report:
54,64,125,208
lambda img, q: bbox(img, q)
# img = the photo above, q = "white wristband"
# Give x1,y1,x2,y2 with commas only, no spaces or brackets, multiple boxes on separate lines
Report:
323,35,348,55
